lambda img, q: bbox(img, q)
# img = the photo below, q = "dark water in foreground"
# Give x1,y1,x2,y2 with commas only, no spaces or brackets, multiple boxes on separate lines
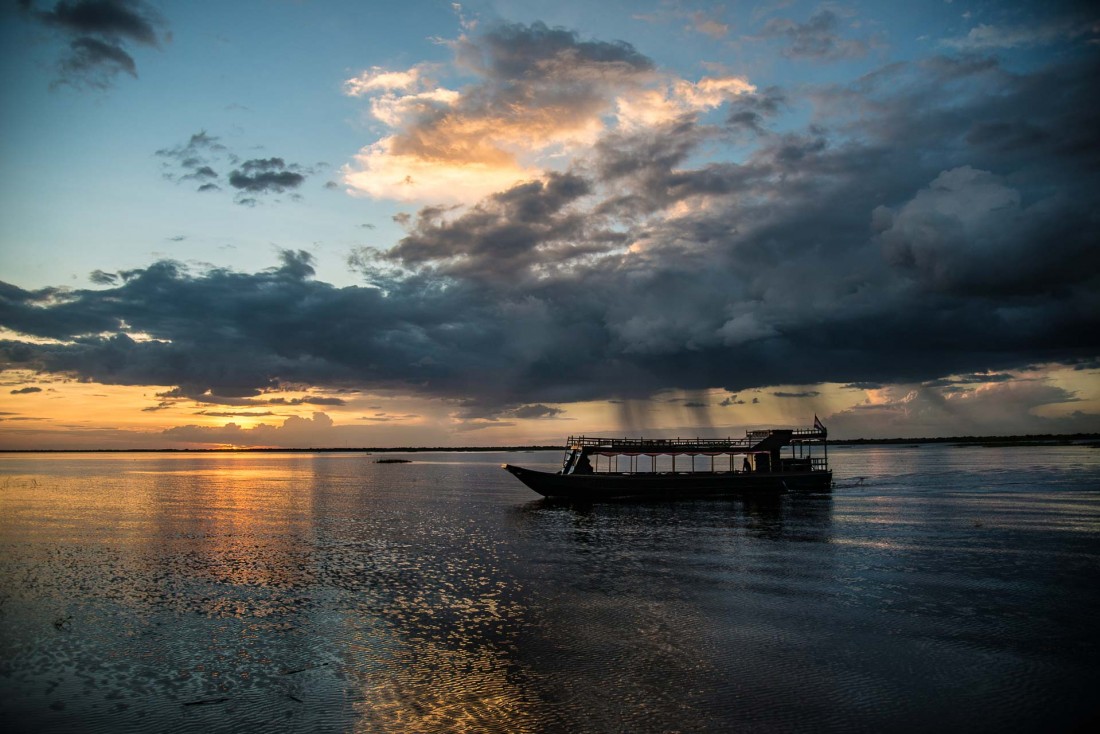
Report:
1,446,1098,733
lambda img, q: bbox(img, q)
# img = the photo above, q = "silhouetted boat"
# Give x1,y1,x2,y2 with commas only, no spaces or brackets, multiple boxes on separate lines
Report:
503,419,832,500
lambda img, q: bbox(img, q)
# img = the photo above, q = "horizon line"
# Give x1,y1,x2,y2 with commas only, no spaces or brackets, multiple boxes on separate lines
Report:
2,432,1099,453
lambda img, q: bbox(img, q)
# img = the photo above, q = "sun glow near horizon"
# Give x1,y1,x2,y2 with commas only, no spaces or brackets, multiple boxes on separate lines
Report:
2,365,1097,450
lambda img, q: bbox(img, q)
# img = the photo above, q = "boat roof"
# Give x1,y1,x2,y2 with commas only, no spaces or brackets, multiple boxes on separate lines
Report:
566,427,826,454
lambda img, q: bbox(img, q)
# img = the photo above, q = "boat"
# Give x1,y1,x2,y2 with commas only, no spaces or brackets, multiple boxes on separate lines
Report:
502,418,832,500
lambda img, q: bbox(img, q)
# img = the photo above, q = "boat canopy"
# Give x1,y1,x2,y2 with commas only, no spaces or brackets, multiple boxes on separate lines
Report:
560,425,829,476
566,427,826,456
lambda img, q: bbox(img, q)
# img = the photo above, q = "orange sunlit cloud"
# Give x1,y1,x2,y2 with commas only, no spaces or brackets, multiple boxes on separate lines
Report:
340,41,755,205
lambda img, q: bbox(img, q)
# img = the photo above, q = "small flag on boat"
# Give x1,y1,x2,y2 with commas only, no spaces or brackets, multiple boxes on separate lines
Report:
814,415,827,435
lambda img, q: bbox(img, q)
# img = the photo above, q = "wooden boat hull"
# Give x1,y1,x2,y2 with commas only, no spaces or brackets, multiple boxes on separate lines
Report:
502,464,832,500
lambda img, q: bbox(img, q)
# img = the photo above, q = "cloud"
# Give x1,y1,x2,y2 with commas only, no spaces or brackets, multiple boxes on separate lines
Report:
2,28,1099,430
156,130,228,183
726,86,787,134
10,386,42,394
757,9,874,61
228,158,306,194
772,391,820,399
156,132,312,205
826,378,1097,437
341,20,752,203
162,412,336,447
843,382,886,391
343,65,426,96
358,411,419,423
633,6,729,40
689,11,729,40
267,396,346,406
379,171,599,281
18,0,168,89
923,373,1015,388
452,418,517,433
942,16,1099,51
89,269,118,285
876,165,1095,296
509,404,565,419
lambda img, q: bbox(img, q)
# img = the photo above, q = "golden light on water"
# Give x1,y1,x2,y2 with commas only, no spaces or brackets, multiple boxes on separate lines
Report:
354,634,538,734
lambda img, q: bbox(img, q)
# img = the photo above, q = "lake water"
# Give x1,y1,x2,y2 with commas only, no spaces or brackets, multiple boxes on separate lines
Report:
1,446,1098,732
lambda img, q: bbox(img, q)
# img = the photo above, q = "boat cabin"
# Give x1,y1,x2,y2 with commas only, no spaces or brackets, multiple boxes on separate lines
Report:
560,428,828,477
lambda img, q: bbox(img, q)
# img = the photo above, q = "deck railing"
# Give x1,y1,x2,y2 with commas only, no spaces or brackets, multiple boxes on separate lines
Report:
567,428,826,453
568,436,754,451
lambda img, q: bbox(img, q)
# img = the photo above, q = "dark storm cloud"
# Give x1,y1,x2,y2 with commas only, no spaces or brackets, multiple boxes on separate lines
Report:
773,391,820,399
371,48,1096,399
18,0,167,89
157,133,312,204
383,172,599,280
2,45,1099,418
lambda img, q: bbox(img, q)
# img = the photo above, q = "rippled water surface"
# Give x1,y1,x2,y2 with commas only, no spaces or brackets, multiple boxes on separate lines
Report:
2,446,1098,732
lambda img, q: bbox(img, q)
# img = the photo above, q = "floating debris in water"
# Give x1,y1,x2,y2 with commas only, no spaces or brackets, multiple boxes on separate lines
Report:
280,662,330,676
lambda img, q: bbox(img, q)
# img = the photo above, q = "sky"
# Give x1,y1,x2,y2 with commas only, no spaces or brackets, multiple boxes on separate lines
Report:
1,0,1098,449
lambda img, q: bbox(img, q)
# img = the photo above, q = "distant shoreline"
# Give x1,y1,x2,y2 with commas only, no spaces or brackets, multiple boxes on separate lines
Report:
827,433,1100,448
1,433,1097,453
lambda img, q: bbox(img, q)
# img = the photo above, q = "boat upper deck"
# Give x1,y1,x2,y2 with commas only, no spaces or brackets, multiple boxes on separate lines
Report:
566,427,826,455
